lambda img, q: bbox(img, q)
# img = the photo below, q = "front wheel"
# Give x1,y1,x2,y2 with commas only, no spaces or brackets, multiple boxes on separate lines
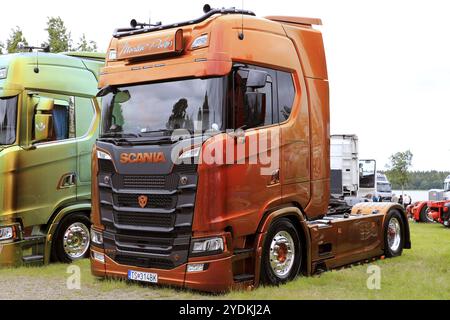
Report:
260,218,302,285
384,210,405,257
419,204,433,223
52,213,91,263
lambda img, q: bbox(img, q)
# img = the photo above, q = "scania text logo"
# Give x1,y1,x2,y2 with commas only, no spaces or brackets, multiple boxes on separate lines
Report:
120,152,166,164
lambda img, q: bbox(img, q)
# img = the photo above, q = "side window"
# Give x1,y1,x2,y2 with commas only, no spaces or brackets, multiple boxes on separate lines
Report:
75,97,95,137
32,95,75,142
233,68,274,129
277,71,295,122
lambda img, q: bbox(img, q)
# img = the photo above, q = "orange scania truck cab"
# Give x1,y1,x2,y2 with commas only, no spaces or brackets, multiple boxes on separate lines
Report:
90,6,410,292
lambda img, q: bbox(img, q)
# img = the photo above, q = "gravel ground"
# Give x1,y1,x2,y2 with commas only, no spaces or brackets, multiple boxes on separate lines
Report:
0,275,175,300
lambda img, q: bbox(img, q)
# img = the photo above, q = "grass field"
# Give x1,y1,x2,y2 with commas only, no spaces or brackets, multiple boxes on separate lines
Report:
0,222,449,300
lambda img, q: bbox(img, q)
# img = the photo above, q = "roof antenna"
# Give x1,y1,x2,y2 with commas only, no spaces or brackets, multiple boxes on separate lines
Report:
19,44,49,74
238,0,245,40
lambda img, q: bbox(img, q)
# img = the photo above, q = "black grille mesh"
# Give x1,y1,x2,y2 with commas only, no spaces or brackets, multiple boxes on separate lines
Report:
114,211,174,228
116,194,174,209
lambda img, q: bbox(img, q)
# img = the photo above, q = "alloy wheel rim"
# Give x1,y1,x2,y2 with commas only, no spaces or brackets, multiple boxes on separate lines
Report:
269,231,295,278
387,217,401,252
63,222,90,259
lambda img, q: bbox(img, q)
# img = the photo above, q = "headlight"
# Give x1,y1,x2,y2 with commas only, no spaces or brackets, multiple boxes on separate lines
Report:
191,237,224,256
0,67,8,79
179,147,200,160
91,228,103,245
0,226,14,241
97,150,112,160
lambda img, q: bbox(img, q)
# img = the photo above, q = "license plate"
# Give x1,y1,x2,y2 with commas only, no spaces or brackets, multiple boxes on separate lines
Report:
127,270,158,283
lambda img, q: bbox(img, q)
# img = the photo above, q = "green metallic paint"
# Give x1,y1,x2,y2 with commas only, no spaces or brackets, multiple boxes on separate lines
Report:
0,52,104,266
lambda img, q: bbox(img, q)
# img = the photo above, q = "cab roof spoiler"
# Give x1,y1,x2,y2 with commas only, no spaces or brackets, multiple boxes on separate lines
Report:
113,7,255,38
265,16,322,26
62,52,105,61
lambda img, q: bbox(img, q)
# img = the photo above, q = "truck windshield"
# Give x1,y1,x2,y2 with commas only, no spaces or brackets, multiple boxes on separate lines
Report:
0,96,18,145
101,77,227,137
377,183,392,192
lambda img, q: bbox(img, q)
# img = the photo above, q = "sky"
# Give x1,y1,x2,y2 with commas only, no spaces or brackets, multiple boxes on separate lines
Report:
1,0,450,171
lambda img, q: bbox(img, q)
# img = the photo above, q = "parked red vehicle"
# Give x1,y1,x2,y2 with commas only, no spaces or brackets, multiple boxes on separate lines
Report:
408,201,431,223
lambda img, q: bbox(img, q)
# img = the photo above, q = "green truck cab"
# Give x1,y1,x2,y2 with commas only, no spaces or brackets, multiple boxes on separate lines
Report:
0,52,104,266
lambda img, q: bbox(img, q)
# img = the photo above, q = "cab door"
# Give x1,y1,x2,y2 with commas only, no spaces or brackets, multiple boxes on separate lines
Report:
223,66,281,236
74,96,99,200
15,93,78,227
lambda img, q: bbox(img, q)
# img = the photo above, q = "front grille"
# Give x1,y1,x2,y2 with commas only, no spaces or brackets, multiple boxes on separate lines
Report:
173,163,197,174
99,159,115,174
116,234,173,248
97,149,198,270
119,174,180,190
116,194,174,209
123,175,166,189
115,255,174,269
114,211,174,228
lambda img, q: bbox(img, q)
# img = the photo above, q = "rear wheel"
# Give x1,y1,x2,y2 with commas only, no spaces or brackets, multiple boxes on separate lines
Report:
384,210,404,257
419,204,433,223
52,213,91,263
261,218,302,285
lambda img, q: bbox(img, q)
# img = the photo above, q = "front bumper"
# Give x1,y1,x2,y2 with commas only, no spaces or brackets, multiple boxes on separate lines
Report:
91,247,235,292
0,241,24,266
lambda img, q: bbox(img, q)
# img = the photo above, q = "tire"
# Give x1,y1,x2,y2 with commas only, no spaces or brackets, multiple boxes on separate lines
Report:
52,212,91,263
260,218,302,285
419,204,433,223
384,210,404,258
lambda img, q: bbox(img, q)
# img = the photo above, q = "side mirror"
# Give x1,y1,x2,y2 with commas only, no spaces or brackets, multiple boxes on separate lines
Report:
246,70,268,89
114,90,131,104
244,92,266,129
34,97,54,142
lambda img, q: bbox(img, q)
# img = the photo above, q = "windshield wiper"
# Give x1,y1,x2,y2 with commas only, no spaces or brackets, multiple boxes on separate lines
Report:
139,129,173,136
101,132,141,138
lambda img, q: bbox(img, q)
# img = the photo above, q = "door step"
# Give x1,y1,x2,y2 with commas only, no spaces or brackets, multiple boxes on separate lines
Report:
233,274,254,282
22,255,44,264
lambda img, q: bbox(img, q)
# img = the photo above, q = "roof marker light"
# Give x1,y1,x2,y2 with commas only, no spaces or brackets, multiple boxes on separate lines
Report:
108,49,117,61
191,34,209,50
0,67,8,79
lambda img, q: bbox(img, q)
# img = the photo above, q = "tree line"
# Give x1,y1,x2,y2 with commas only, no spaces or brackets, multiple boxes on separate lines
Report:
383,150,449,190
384,170,450,190
0,17,97,54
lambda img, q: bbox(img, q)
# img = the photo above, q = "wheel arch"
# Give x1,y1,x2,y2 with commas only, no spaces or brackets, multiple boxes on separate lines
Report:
255,203,312,285
44,201,91,263
352,202,411,250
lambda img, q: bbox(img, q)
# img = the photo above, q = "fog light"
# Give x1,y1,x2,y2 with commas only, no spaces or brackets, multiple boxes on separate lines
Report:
91,228,103,245
187,264,205,272
93,251,105,263
191,237,224,256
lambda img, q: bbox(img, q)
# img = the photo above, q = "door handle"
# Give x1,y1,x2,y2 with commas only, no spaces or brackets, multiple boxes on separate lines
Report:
58,173,77,189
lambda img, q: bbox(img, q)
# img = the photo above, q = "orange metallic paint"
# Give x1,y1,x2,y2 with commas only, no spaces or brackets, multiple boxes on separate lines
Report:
91,12,409,293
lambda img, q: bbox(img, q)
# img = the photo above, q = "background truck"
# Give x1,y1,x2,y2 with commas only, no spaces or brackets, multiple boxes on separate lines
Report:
330,134,359,199
0,51,104,266
90,5,411,292
375,173,393,201
330,134,391,203
408,175,450,226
